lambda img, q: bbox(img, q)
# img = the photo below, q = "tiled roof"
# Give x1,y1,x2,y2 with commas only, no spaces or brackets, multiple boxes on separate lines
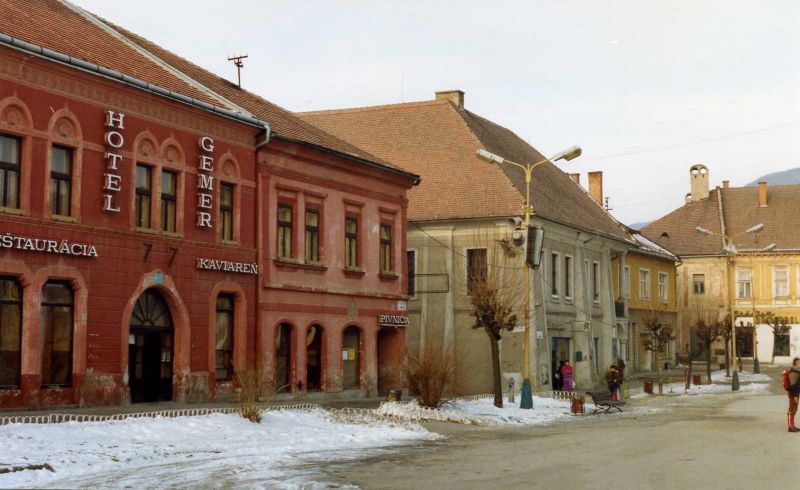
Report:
0,0,403,175
301,98,630,240
642,184,800,255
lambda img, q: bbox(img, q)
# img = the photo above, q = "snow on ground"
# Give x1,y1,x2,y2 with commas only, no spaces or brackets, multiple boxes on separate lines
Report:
0,408,439,489
378,396,581,426
630,370,771,399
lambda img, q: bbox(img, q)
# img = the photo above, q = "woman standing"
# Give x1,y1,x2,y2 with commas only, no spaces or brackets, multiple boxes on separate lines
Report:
560,360,574,391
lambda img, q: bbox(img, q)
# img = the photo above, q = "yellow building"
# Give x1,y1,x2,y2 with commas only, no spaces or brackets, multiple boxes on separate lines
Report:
643,165,800,365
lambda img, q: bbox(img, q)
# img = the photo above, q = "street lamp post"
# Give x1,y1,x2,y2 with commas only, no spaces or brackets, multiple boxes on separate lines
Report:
477,146,582,409
695,224,768,387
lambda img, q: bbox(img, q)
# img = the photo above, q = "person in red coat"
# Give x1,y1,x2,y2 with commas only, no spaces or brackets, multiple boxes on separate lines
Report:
786,357,800,433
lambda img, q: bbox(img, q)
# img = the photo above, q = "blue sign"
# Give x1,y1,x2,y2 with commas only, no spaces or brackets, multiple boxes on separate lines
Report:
154,272,164,285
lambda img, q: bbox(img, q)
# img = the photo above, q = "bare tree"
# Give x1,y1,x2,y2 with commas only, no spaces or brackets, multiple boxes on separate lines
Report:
642,310,675,378
692,319,723,384
469,278,518,408
719,314,733,377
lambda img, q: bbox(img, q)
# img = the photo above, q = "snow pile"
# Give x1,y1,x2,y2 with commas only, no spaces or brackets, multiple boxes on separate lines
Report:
631,370,771,398
711,370,771,383
379,396,576,426
0,408,438,489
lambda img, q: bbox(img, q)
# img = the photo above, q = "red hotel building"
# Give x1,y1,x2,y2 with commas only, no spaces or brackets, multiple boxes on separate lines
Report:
0,0,416,409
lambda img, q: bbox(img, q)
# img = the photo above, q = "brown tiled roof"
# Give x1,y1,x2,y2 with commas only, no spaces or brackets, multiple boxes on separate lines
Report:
301,98,629,240
0,0,401,174
642,184,800,255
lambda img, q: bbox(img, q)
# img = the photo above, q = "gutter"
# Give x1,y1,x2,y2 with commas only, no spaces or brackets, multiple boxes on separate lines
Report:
0,31,271,144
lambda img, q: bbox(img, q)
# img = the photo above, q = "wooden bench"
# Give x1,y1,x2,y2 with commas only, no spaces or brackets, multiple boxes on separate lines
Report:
585,390,625,414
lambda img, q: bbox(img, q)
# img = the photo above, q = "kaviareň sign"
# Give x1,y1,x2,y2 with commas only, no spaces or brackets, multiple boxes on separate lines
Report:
196,257,258,275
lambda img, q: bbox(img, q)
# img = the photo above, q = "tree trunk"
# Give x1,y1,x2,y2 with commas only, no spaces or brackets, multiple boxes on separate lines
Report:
772,331,776,364
489,334,503,408
705,342,712,384
724,336,730,377
686,351,694,390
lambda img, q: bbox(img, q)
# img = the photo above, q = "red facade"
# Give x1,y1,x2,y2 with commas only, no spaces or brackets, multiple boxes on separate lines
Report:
0,44,413,409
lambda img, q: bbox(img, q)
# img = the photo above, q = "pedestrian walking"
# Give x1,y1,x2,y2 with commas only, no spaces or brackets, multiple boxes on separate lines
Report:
785,357,800,433
616,358,626,399
560,361,574,392
605,364,621,401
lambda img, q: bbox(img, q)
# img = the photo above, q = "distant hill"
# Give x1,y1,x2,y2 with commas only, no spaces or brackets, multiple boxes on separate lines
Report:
747,168,800,186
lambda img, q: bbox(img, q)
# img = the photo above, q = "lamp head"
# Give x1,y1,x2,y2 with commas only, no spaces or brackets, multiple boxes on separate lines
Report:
695,226,713,236
745,223,764,234
476,149,504,164
551,145,582,162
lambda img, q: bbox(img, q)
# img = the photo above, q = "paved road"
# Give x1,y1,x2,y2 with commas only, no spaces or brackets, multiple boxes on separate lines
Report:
322,370,800,490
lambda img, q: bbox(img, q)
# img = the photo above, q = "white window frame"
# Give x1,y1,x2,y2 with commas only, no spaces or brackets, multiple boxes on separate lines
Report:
736,267,752,299
692,273,705,295
550,251,561,298
638,268,651,300
773,265,789,298
658,271,668,302
592,261,601,304
623,266,631,299
563,254,574,300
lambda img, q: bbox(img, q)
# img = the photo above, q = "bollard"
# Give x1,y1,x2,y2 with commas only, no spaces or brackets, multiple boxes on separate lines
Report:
732,371,740,391
507,378,515,404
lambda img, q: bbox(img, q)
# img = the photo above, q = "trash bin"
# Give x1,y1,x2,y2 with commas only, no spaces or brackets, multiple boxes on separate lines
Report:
719,363,726,370
644,380,653,394
692,374,701,386
571,395,585,414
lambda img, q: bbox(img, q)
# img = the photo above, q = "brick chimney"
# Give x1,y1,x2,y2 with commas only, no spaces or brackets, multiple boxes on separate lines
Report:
722,180,730,188
588,171,603,205
690,164,709,201
435,90,464,109
569,173,580,185
758,181,767,207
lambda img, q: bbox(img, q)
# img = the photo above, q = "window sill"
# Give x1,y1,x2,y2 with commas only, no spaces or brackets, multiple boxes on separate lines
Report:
343,267,366,277
41,384,71,389
0,206,25,216
221,239,240,247
379,271,400,281
135,226,157,235
274,258,327,272
162,231,184,239
51,214,77,223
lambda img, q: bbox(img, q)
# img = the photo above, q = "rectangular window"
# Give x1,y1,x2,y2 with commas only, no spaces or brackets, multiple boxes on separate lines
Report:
639,269,651,299
658,272,668,301
161,170,177,233
0,278,22,389
623,266,631,299
380,223,393,273
345,216,358,268
692,274,705,294
135,164,152,228
0,134,20,209
40,282,73,387
564,255,573,299
736,268,753,298
407,250,416,297
220,183,234,241
277,204,293,258
215,294,234,381
592,262,600,302
467,248,487,295
50,146,72,217
773,266,789,298
305,209,320,263
550,252,560,297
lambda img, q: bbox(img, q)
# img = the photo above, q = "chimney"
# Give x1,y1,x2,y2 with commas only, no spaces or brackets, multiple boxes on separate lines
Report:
569,173,580,185
435,90,464,109
588,171,603,205
722,180,730,188
758,181,767,207
689,164,709,201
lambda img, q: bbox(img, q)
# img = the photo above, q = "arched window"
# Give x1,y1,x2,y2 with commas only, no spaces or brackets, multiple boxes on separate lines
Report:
275,323,293,392
306,325,323,391
342,326,361,389
41,281,73,387
215,294,235,381
0,278,22,389
0,134,21,209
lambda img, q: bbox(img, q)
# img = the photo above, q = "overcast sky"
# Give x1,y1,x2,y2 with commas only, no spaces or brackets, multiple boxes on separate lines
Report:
73,0,800,225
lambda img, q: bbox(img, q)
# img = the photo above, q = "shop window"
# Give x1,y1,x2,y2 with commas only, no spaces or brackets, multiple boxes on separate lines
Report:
135,164,152,228
380,224,393,273
305,209,320,263
41,281,73,387
467,248,487,295
215,294,234,381
342,325,361,389
161,170,178,233
0,278,21,389
775,331,790,357
0,134,20,209
345,216,359,268
275,323,292,392
407,250,416,297
277,204,293,259
50,145,72,217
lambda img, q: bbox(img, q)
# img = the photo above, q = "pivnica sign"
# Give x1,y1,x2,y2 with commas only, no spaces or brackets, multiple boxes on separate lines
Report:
378,313,409,327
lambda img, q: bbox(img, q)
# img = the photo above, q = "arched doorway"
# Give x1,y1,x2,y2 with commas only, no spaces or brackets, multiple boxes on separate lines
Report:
128,289,173,402
306,325,323,391
342,326,361,390
275,323,292,392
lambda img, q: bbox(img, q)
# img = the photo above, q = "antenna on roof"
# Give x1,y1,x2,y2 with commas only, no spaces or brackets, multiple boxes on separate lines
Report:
604,196,613,212
227,54,248,88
